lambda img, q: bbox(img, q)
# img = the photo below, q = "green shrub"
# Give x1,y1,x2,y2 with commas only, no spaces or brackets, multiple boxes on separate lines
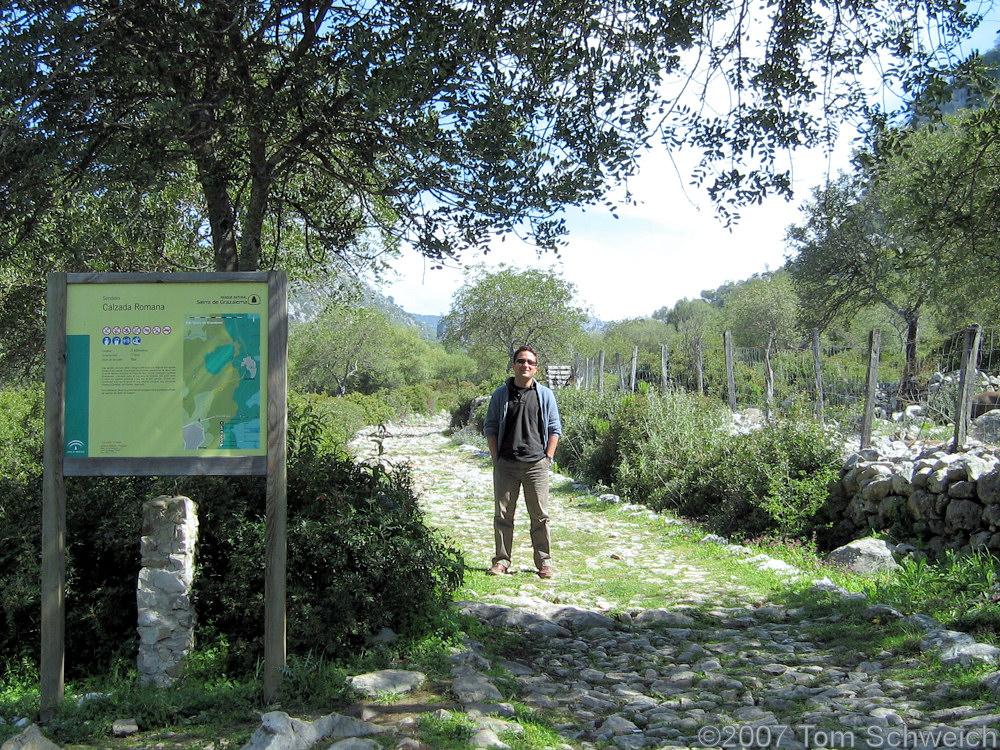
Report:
433,380,480,419
558,390,730,503
379,384,436,417
0,385,43,480
558,389,842,537
697,418,842,536
184,453,464,672
554,390,631,487
288,392,368,453
343,390,397,424
613,392,731,509
0,386,464,680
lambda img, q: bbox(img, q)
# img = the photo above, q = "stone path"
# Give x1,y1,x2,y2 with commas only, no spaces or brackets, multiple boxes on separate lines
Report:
348,415,1000,750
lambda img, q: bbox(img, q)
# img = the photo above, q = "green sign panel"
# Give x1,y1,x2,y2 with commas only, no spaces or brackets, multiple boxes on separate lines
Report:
64,282,268,459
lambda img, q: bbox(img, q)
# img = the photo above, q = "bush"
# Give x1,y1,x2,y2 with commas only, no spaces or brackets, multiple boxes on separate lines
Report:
432,380,480,420
379,384,436,417
613,392,730,509
184,453,464,672
696,418,842,536
343,391,398,424
557,389,729,501
558,389,843,537
555,390,630,487
0,386,464,679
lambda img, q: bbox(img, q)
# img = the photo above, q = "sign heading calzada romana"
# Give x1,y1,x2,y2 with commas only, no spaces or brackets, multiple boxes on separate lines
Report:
64,281,268,459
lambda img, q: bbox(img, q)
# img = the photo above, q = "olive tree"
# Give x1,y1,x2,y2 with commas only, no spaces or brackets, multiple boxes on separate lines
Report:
289,304,433,396
786,173,934,387
721,271,801,349
442,264,587,377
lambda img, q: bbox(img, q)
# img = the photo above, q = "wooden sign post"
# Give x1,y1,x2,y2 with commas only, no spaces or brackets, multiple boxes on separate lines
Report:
42,272,288,717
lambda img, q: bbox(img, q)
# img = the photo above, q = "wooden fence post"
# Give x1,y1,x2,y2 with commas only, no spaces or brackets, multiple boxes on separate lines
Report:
953,323,983,451
812,328,825,423
764,333,775,422
861,328,881,449
661,344,669,393
616,353,625,391
630,346,638,392
696,342,705,395
724,331,737,411
598,350,606,394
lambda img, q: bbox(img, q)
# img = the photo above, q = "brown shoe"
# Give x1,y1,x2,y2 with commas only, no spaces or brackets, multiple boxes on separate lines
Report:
486,562,509,576
537,566,554,579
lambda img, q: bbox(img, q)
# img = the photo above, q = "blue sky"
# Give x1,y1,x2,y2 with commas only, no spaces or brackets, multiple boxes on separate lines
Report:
380,9,1000,322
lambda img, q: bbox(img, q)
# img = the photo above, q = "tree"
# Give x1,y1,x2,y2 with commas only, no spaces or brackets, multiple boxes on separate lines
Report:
867,107,1000,330
442,264,587,376
594,317,673,382
721,271,801,349
1,0,984,277
431,351,478,388
288,304,423,396
786,172,934,388
0,169,211,381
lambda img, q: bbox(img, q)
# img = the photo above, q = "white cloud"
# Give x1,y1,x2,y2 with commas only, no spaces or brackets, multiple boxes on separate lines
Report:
380,11,1000,322
382,141,849,321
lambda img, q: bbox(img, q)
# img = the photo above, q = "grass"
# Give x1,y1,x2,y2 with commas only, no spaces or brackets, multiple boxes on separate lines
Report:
5,418,1000,749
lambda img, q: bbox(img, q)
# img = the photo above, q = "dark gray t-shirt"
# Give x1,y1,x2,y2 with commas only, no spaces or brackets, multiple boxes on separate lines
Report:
499,381,546,462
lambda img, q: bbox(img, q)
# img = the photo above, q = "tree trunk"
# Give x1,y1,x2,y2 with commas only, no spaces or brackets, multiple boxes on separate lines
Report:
240,129,271,272
901,311,920,399
197,155,240,272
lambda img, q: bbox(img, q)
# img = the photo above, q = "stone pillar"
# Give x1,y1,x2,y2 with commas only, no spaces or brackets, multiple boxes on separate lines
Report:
137,495,198,687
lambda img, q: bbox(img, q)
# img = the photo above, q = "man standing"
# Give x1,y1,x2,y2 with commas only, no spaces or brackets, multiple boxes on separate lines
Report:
483,346,562,578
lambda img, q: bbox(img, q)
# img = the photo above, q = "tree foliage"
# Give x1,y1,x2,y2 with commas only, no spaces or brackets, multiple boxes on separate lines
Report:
1,0,984,276
289,304,434,396
442,264,587,376
721,271,801,348
786,171,935,384
867,107,1000,330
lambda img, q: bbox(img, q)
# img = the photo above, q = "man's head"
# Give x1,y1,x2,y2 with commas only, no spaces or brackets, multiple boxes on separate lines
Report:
511,346,538,386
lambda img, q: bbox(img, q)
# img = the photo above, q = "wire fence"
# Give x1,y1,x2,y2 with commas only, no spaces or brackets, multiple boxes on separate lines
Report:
563,324,1000,445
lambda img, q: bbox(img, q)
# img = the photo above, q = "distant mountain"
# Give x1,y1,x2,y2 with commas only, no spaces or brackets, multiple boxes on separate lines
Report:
288,279,441,340
377,297,441,340
405,311,444,338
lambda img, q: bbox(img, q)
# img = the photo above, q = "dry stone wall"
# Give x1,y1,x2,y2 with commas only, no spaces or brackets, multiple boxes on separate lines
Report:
821,437,1000,554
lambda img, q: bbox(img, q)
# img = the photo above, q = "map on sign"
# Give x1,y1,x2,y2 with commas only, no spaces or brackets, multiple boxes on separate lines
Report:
182,314,262,450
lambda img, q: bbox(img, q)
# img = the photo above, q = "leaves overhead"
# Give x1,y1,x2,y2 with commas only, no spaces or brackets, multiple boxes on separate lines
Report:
1,0,983,274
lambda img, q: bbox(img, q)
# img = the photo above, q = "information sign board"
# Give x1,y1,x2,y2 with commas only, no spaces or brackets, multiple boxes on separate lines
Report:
64,281,268,459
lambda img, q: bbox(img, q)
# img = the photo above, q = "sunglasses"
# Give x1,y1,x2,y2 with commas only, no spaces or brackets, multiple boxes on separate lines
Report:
515,358,537,366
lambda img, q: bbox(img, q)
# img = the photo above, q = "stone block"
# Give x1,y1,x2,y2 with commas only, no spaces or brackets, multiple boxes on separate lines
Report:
945,498,984,533
979,470,1000,505
876,496,905,526
948,480,977,499
970,531,993,550
911,465,934,488
860,475,893,502
826,538,899,574
928,469,950,493
907,490,938,520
